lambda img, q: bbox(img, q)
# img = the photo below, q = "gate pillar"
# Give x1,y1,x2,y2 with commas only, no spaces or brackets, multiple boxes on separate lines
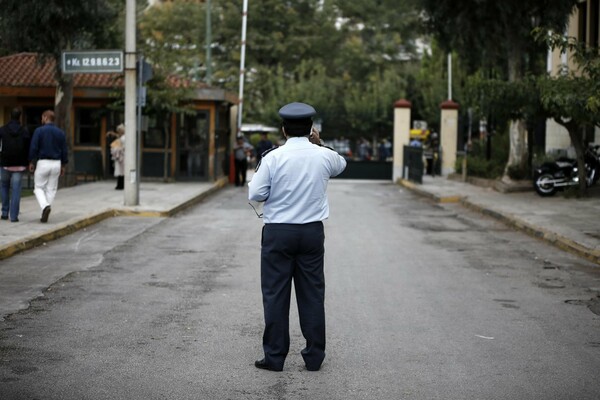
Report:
440,100,459,176
392,99,411,183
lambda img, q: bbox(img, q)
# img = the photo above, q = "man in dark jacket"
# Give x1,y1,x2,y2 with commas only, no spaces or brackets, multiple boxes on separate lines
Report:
0,108,30,222
28,110,68,223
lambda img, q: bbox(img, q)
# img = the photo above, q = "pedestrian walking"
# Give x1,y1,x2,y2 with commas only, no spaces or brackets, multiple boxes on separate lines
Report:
28,110,68,223
248,102,347,372
233,136,253,187
0,108,30,222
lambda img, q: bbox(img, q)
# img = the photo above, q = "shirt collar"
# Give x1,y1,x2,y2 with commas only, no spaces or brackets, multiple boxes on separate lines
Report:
285,136,310,145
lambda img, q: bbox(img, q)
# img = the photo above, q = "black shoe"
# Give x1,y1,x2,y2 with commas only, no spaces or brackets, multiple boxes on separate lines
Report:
254,359,281,371
1,216,7,220
10,219,18,223
41,206,51,223
305,364,321,371
115,176,124,190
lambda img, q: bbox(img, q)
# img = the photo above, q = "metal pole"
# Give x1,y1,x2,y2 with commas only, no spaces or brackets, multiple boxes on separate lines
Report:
237,0,248,134
447,53,452,100
124,0,139,205
205,0,212,85
137,55,143,188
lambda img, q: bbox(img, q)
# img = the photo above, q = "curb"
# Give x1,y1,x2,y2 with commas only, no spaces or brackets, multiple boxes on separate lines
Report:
0,210,116,261
398,179,463,203
0,177,229,261
460,199,600,266
398,179,600,266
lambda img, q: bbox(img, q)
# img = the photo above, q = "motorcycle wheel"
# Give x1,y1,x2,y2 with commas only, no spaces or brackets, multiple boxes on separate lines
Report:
534,173,558,196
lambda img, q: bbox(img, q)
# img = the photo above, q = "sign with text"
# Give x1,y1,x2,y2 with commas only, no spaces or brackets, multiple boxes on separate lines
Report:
62,50,124,74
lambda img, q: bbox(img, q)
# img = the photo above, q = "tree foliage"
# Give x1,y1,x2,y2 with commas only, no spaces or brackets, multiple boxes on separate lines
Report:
418,0,577,77
0,0,122,183
0,0,121,61
137,1,208,114
418,0,577,178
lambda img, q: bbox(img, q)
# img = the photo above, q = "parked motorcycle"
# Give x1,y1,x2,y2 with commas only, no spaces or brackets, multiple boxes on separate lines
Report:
533,145,600,197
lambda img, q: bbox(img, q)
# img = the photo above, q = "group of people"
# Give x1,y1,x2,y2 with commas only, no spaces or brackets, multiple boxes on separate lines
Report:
0,108,68,223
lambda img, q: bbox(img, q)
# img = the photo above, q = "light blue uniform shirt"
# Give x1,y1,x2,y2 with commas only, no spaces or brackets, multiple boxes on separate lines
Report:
248,137,347,224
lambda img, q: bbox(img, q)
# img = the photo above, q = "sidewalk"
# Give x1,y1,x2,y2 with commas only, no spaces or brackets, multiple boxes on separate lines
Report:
0,178,228,260
399,176,600,265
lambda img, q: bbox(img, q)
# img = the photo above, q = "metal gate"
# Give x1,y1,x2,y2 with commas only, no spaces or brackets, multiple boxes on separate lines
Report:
403,145,424,184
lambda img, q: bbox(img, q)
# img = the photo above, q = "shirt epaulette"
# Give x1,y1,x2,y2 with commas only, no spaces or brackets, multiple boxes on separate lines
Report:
255,147,276,172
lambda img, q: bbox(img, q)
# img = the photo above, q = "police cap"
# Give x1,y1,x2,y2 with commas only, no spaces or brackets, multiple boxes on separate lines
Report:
278,102,316,120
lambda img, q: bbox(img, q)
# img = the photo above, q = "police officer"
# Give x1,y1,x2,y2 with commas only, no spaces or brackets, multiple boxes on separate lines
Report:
248,102,347,371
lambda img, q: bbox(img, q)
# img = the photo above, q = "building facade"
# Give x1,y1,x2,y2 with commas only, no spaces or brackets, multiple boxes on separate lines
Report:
0,53,238,182
546,0,599,154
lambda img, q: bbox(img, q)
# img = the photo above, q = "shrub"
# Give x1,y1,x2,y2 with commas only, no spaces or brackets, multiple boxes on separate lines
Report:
455,131,509,179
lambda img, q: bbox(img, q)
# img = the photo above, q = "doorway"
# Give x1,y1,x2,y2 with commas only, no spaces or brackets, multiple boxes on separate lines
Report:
177,111,209,180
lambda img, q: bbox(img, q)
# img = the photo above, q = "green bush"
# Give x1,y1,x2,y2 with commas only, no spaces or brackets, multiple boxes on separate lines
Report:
455,131,509,179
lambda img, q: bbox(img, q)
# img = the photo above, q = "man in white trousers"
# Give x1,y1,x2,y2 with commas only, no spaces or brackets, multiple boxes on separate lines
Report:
28,110,68,223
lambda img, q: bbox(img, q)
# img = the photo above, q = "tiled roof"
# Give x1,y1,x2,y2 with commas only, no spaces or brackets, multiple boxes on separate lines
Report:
0,53,122,88
0,52,235,103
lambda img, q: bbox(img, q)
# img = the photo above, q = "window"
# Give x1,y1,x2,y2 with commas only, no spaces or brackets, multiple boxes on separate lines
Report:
75,108,102,145
23,107,47,133
143,114,169,148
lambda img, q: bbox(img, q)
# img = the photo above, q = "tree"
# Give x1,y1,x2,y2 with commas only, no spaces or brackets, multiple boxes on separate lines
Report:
418,0,578,180
211,0,344,125
208,0,423,140
139,1,209,86
537,31,600,195
0,0,121,183
407,40,471,131
137,0,205,113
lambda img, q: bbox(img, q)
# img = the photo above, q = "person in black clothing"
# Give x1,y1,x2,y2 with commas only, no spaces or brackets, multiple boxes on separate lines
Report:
233,136,253,187
255,132,274,164
0,108,30,222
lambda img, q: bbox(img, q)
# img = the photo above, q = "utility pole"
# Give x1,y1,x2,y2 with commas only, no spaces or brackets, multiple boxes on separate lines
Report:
237,0,248,134
205,0,212,85
124,0,139,205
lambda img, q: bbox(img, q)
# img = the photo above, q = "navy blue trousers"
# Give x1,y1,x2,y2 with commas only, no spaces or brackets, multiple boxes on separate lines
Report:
260,221,326,371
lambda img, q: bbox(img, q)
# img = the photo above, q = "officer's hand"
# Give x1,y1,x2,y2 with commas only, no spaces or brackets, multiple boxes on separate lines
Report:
309,127,321,145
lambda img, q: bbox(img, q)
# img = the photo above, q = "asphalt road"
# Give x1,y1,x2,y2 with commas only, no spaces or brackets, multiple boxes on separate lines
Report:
1,180,599,400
